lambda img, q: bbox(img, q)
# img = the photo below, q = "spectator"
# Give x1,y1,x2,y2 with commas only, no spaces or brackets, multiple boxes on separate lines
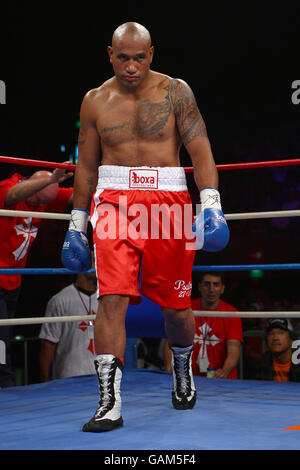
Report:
39,256,97,381
252,318,300,382
164,272,243,379
0,166,73,387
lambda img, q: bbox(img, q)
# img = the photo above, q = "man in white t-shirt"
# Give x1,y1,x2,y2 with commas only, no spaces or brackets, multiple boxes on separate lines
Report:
39,264,98,381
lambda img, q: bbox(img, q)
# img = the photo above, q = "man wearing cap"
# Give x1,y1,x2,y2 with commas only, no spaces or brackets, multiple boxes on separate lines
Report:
253,319,300,382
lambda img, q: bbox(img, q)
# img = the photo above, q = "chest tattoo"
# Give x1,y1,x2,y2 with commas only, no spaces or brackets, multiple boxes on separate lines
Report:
135,89,171,137
100,86,173,143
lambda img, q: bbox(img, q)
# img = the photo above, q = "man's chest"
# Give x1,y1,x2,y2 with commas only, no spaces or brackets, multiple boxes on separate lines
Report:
96,92,176,146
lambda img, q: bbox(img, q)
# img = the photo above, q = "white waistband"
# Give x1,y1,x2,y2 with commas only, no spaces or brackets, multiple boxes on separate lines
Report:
97,165,188,191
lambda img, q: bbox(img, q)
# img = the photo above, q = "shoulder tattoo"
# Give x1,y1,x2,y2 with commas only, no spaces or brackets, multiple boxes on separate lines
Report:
169,79,207,145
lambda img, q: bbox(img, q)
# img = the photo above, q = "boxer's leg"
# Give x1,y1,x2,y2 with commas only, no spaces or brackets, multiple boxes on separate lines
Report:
83,294,129,433
162,307,195,348
94,294,129,357
162,307,196,410
141,187,196,410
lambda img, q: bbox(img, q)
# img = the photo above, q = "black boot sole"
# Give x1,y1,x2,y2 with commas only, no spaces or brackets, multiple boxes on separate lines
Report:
82,416,124,433
172,392,196,410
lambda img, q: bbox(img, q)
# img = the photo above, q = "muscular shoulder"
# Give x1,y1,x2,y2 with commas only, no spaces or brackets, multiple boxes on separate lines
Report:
167,77,196,104
80,79,114,117
84,78,114,101
148,72,189,95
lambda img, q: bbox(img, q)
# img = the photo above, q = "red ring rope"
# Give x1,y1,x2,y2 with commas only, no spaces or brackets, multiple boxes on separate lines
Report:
0,155,300,172
0,155,76,171
185,158,300,172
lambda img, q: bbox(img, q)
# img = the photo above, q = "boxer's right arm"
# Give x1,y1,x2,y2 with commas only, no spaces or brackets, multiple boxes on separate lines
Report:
61,91,101,271
73,90,101,210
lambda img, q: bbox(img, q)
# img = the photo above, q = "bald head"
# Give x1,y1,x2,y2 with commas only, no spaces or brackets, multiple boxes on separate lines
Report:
112,22,152,48
26,170,58,205
30,170,53,181
108,22,154,89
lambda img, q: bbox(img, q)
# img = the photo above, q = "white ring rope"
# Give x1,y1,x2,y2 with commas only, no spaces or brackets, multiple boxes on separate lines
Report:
225,210,300,220
0,209,70,220
1,311,300,327
0,209,300,221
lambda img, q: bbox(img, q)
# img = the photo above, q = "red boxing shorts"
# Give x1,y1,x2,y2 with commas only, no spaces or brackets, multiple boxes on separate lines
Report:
90,166,196,309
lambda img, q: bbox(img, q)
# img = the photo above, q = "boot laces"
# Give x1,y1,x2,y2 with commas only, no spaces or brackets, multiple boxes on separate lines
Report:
174,351,191,395
95,361,114,415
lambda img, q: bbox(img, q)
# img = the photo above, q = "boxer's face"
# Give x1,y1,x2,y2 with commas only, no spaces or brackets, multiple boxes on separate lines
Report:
108,36,154,89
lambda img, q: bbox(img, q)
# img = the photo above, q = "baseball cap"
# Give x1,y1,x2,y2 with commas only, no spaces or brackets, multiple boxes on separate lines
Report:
266,318,293,334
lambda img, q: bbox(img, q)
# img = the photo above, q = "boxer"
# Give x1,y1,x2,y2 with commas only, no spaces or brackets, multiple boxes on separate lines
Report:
62,22,229,432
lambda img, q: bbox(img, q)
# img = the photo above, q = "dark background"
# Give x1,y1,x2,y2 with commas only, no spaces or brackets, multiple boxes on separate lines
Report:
0,3,299,381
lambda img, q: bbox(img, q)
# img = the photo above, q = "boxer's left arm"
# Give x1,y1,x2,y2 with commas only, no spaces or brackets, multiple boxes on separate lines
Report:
170,79,229,251
170,78,217,190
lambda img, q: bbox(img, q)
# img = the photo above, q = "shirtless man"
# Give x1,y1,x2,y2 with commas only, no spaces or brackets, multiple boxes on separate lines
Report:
61,22,229,432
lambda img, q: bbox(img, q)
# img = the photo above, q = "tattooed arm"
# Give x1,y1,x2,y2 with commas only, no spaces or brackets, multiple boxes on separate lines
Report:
170,79,218,191
73,90,101,211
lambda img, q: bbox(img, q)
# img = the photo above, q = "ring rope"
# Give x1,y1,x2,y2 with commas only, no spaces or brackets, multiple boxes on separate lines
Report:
0,209,71,220
184,158,300,172
192,264,300,272
1,155,300,172
0,209,299,222
224,210,300,220
0,264,299,275
0,155,77,171
0,311,300,327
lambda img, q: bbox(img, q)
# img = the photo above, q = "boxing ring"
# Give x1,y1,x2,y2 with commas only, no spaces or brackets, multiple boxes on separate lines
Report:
2,371,300,451
1,155,300,451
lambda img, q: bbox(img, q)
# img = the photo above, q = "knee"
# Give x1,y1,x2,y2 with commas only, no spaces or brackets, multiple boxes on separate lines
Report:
162,307,193,325
96,295,129,323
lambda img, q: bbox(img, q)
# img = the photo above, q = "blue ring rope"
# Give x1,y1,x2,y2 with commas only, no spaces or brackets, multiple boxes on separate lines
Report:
0,264,299,275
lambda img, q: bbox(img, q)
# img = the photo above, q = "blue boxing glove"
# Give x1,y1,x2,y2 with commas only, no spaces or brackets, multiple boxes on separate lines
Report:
61,208,92,271
192,188,229,251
